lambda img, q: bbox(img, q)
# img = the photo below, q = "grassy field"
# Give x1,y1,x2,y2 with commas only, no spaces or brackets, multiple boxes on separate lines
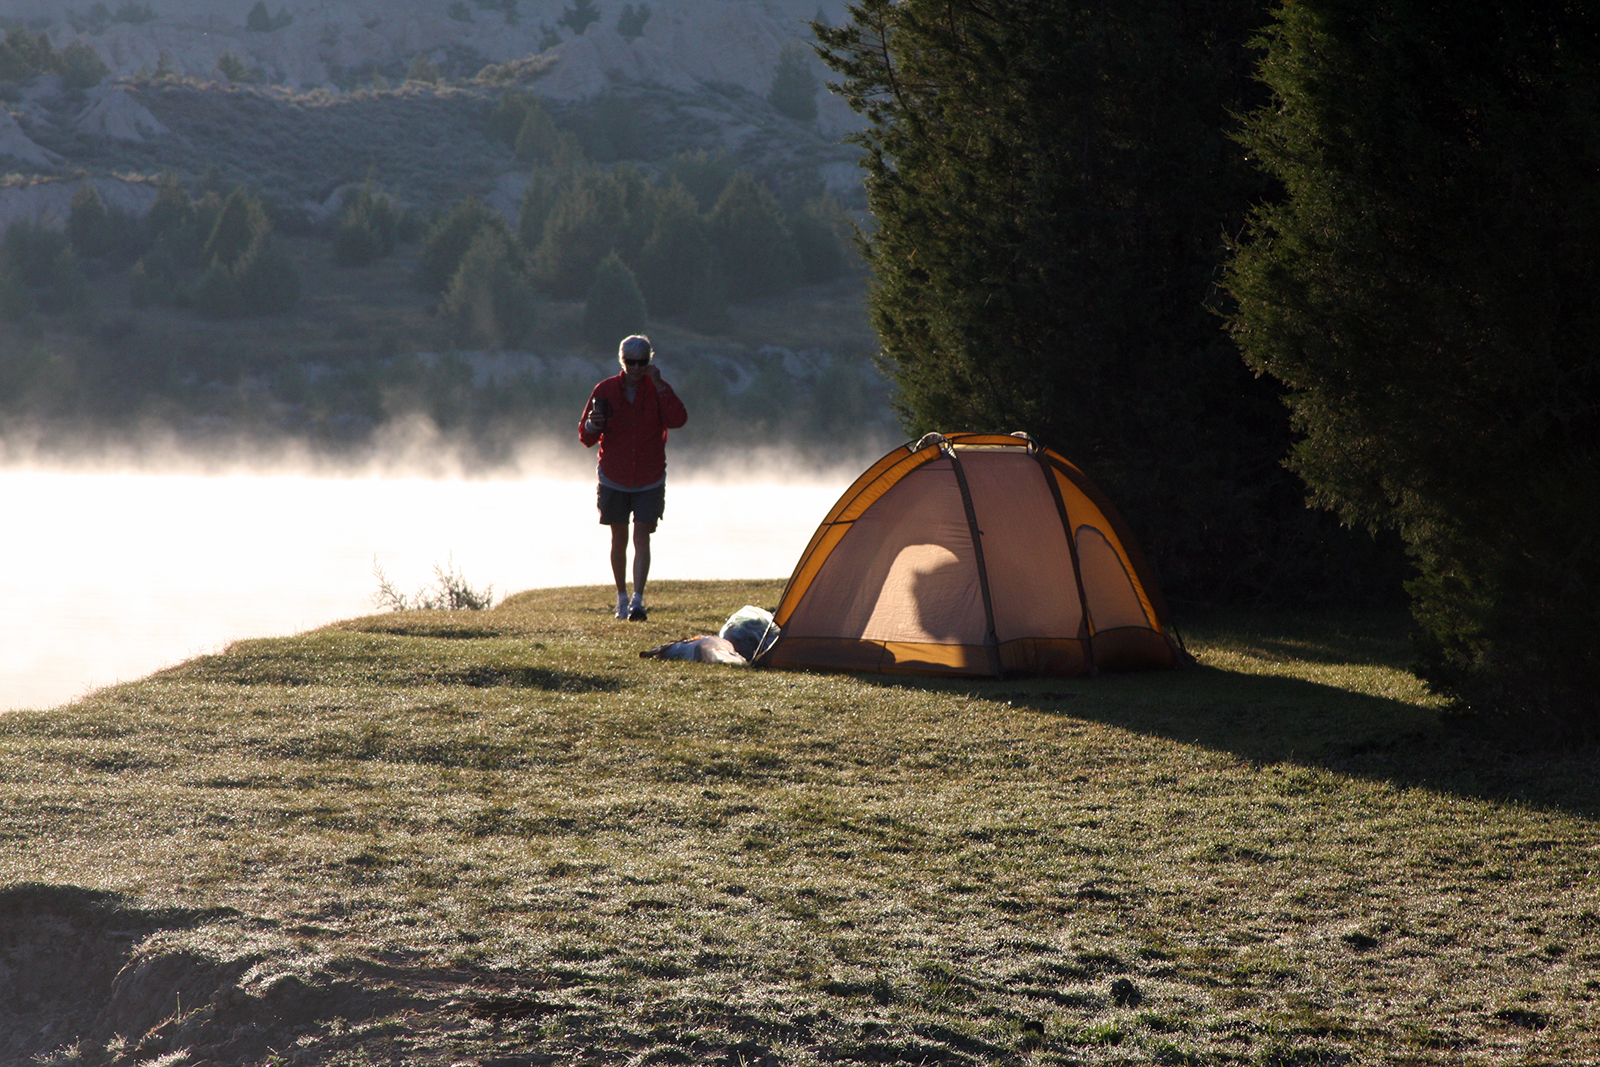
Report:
1,581,1596,1066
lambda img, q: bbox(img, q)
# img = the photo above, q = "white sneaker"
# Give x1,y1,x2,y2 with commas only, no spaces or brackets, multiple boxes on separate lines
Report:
615,593,629,620
628,594,647,622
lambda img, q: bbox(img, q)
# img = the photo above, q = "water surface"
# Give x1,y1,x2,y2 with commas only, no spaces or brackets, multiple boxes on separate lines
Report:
1,468,842,712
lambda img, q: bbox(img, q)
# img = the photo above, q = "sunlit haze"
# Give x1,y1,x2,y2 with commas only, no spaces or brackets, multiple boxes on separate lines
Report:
1,456,852,712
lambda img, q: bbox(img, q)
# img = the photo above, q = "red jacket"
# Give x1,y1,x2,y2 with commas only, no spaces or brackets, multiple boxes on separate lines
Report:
579,373,688,488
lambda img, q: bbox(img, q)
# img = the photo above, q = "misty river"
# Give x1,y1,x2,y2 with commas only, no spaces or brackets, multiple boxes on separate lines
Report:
1,465,846,712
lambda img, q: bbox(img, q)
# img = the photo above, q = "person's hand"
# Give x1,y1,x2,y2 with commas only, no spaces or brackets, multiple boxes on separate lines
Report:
587,401,607,430
646,364,662,387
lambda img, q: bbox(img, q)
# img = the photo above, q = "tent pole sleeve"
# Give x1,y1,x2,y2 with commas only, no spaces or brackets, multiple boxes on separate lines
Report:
1036,450,1097,677
946,444,1003,677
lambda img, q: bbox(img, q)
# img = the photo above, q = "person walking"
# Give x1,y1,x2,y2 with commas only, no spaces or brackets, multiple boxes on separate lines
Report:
579,335,688,621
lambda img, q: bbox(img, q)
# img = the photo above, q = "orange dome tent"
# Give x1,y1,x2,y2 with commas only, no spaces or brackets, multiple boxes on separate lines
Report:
761,433,1183,678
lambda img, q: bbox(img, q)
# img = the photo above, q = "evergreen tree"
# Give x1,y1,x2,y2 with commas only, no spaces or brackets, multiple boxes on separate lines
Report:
191,188,298,317
0,264,29,322
58,41,110,88
0,29,53,83
633,179,716,317
145,172,193,241
1228,0,1600,733
417,197,514,293
583,252,646,350
233,238,300,315
789,196,849,285
559,0,601,36
616,2,651,40
488,92,534,145
812,0,1393,604
67,183,114,260
517,168,564,251
705,171,799,302
514,100,562,163
533,166,651,296
661,149,734,211
332,183,400,266
202,188,268,271
768,41,819,122
442,229,538,349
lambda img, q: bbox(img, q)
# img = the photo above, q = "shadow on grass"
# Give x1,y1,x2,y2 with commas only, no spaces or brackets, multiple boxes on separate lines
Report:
855,611,1600,820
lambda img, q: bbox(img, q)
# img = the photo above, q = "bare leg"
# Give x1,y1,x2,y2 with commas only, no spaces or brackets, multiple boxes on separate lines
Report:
609,523,629,597
632,523,652,599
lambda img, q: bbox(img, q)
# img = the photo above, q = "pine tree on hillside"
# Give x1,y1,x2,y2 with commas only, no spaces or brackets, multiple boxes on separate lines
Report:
442,229,538,349
616,2,651,40
633,180,716,317
768,41,818,122
418,197,515,294
202,188,268,271
559,0,601,36
705,171,799,302
67,183,113,260
333,183,400,266
583,253,646,350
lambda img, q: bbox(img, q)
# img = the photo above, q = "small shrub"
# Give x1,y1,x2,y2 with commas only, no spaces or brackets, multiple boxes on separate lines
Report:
216,52,249,83
373,558,495,611
583,252,646,350
406,54,441,84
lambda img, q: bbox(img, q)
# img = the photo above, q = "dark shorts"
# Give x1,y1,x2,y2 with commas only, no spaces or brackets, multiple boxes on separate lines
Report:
597,483,665,529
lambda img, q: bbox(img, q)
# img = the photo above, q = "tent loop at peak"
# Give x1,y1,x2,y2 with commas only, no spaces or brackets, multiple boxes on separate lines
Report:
910,431,1041,454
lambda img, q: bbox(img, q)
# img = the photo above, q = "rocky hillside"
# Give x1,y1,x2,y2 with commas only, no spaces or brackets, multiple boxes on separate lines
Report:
0,2,890,464
0,0,863,226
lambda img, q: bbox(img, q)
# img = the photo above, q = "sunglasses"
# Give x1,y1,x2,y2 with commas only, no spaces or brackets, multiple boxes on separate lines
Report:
623,358,650,366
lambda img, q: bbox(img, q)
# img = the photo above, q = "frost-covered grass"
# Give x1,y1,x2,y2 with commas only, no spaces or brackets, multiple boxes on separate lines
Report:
0,581,1596,1065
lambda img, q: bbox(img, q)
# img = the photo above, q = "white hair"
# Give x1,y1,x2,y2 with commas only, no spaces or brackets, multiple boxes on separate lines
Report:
618,335,653,363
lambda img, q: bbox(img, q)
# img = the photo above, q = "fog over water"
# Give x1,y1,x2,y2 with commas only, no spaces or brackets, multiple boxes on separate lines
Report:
1,444,854,712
